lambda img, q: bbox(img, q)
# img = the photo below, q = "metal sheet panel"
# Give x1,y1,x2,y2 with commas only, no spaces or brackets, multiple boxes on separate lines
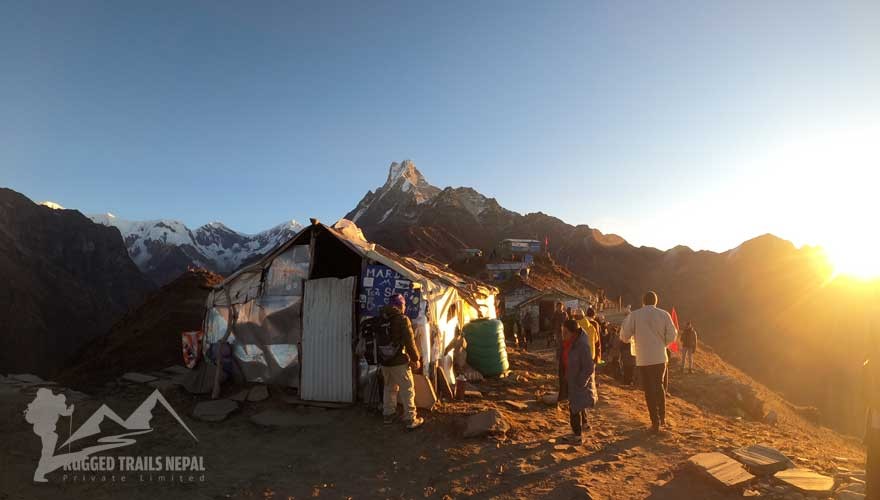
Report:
301,277,356,402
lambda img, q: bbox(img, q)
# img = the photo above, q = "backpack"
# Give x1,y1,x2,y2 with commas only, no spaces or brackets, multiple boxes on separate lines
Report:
364,314,402,364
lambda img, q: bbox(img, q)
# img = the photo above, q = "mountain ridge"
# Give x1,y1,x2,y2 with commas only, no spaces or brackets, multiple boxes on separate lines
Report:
87,212,303,284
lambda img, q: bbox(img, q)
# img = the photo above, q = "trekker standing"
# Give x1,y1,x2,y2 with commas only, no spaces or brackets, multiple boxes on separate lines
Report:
563,319,598,444
680,322,698,374
620,291,678,433
521,309,534,351
550,302,568,348
378,294,424,429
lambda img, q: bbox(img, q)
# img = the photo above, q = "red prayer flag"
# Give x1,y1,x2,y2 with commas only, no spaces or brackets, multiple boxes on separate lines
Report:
668,307,680,353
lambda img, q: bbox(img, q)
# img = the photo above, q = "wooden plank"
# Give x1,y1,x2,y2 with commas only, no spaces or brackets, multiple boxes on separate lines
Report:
773,468,834,494
688,452,755,488
414,374,438,410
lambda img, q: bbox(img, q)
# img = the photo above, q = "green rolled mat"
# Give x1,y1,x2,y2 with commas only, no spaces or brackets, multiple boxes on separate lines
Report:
462,319,509,376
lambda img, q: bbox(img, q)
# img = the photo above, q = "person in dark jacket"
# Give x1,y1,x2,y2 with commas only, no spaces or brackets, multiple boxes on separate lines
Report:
550,302,567,347
563,319,598,444
680,322,698,373
379,295,424,429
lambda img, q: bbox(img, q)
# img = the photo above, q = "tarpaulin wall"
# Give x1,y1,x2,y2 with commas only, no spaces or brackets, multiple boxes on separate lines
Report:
205,244,309,387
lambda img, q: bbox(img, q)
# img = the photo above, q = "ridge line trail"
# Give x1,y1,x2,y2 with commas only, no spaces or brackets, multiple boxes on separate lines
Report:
0,345,864,499
414,346,864,499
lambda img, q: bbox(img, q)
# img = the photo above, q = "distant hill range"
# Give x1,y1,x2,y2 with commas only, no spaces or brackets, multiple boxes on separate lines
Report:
347,161,872,436
87,213,302,285
0,189,153,376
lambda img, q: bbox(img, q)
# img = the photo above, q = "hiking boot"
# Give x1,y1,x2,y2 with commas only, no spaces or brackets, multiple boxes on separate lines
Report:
649,424,661,435
405,417,425,430
383,414,395,425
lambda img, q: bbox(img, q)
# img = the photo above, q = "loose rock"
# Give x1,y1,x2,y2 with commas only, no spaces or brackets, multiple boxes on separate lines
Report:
774,468,834,495
122,372,158,384
247,385,269,402
192,399,238,422
463,410,510,438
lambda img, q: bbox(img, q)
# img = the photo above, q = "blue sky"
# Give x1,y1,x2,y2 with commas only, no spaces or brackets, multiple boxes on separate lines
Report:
2,1,878,252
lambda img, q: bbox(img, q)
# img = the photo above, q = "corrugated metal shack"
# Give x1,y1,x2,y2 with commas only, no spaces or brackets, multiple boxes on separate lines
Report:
203,219,497,403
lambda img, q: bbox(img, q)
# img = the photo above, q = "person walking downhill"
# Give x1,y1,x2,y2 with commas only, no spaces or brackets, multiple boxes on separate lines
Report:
620,291,678,434
563,319,598,444
378,294,424,430
680,322,698,374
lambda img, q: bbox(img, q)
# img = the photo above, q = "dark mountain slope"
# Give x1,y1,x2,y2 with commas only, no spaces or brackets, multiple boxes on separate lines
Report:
0,188,153,376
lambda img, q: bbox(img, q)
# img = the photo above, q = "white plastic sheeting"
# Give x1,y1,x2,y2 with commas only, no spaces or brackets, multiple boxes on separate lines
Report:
300,277,356,402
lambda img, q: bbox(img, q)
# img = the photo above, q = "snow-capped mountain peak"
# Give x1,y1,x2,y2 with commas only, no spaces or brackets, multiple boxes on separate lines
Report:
346,160,441,223
88,213,303,284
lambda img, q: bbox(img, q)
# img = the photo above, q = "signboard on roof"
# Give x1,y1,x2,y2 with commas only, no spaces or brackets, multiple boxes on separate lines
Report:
359,264,421,319
503,239,543,254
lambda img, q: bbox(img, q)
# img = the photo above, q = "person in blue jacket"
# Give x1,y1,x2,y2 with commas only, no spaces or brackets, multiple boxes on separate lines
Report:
563,319,598,444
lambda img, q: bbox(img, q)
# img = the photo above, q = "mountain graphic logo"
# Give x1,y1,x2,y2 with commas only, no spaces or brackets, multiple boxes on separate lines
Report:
24,387,197,483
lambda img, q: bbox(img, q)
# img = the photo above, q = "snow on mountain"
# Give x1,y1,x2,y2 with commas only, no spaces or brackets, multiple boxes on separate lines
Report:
39,201,65,210
88,213,303,284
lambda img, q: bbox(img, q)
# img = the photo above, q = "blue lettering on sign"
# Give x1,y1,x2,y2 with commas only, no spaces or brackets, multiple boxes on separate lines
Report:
359,264,420,319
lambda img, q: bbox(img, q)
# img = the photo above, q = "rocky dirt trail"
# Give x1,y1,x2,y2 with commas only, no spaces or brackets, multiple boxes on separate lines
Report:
0,344,867,500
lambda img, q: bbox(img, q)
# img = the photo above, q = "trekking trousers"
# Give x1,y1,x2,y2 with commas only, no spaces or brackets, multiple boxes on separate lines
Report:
381,364,417,422
681,347,695,371
639,363,667,427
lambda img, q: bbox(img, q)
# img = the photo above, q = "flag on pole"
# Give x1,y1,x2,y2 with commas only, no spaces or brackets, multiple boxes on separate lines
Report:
668,307,680,353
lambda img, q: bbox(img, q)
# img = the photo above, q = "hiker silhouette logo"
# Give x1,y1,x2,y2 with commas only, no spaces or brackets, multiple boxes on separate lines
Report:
24,388,199,483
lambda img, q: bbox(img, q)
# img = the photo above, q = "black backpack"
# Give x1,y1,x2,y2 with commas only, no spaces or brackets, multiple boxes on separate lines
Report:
361,315,401,364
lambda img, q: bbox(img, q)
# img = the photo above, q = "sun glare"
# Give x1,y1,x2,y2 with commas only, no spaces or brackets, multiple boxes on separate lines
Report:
826,242,880,281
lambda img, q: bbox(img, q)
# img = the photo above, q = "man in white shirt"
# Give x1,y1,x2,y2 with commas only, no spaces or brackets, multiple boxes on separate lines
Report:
619,291,678,433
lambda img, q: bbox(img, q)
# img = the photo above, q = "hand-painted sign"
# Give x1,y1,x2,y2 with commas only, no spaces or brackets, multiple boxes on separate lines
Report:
359,264,421,319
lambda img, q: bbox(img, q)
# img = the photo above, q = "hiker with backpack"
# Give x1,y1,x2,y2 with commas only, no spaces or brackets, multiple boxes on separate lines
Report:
378,294,424,429
680,321,698,374
619,291,678,434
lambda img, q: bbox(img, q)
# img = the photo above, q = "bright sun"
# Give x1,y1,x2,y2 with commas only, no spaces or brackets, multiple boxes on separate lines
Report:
744,125,880,281
825,242,880,280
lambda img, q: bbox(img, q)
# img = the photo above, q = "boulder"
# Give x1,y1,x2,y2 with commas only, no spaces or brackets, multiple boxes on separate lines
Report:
688,452,755,488
192,399,238,422
774,469,834,495
121,372,158,384
463,410,510,438
247,385,269,402
764,410,779,425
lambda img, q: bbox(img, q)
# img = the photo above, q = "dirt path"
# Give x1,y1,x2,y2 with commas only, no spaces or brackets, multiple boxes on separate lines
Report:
0,346,865,499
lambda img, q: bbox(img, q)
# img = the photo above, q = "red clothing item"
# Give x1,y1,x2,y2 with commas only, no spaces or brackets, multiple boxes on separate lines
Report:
562,336,574,374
